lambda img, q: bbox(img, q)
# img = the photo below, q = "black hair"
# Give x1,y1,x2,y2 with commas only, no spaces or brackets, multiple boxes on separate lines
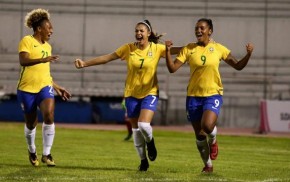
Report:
197,18,213,33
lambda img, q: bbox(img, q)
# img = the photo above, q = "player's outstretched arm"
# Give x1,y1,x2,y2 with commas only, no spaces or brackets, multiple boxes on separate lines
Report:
224,43,254,71
74,52,119,69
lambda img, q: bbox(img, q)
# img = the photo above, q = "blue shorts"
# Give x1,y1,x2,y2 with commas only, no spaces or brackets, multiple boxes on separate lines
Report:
125,95,159,118
186,95,223,122
17,86,54,114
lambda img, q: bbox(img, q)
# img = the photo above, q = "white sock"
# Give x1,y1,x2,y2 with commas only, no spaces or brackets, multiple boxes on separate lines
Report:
196,139,212,167
138,122,153,143
42,123,55,156
132,128,146,160
208,126,217,145
24,125,36,153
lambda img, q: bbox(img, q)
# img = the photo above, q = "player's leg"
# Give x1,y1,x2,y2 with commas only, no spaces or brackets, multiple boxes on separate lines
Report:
192,121,213,173
131,118,148,171
138,109,156,161
125,97,148,171
202,95,223,160
124,113,132,141
187,96,213,173
17,90,39,166
138,95,158,162
38,86,56,166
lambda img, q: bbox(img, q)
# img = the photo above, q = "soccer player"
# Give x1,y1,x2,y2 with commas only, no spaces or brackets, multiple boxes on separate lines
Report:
17,8,71,167
121,98,132,141
74,20,181,171
165,18,254,173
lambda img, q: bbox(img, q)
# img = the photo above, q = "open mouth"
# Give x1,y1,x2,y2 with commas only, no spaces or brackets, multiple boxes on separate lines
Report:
196,33,202,38
136,35,143,42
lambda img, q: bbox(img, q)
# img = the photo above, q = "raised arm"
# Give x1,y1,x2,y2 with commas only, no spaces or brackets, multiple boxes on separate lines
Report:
224,43,254,71
170,46,183,55
165,40,183,73
74,52,120,69
19,52,59,66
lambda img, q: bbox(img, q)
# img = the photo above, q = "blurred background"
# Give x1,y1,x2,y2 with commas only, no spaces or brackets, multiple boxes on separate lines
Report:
0,0,289,129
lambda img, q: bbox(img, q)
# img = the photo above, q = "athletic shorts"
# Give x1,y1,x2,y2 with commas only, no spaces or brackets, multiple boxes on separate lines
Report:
186,95,223,122
125,95,159,118
17,85,54,114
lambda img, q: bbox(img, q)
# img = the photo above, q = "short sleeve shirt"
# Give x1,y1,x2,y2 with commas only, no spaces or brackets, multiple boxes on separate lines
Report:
17,35,53,93
115,42,165,98
176,41,230,96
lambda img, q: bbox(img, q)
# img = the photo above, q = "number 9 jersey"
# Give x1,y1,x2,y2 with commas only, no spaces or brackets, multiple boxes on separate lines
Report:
17,35,53,93
176,41,230,97
115,42,165,99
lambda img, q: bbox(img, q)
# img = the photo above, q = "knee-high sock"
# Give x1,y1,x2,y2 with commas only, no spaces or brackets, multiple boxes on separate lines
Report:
132,128,146,160
42,123,55,156
138,122,153,143
208,126,217,145
196,139,212,167
24,125,36,153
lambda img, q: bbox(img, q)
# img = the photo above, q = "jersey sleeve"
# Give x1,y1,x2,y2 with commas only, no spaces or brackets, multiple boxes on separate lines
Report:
18,36,31,53
217,43,230,60
157,43,166,58
176,45,189,63
115,44,130,61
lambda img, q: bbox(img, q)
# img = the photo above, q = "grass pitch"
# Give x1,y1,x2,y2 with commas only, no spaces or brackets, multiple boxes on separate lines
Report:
0,122,289,182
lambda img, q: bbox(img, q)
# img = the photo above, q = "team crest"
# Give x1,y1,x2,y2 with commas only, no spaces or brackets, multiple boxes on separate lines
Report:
148,51,152,57
209,47,214,52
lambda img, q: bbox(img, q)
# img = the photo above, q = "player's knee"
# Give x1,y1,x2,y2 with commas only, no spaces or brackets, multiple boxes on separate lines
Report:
43,112,54,124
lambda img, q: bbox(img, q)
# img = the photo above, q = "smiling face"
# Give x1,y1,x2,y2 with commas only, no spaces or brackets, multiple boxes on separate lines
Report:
195,20,212,46
38,20,53,42
135,23,151,47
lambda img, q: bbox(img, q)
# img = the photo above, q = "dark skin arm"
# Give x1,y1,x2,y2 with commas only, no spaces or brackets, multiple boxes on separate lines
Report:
53,81,71,101
165,40,183,73
224,43,254,71
19,52,59,66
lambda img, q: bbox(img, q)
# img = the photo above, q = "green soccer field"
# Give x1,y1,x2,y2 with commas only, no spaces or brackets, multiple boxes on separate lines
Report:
0,122,289,182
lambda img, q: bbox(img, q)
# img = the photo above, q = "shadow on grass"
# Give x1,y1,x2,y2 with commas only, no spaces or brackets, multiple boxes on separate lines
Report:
0,163,135,171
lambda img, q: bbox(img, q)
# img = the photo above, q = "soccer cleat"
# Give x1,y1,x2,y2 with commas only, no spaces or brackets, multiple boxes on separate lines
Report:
28,150,39,167
138,158,149,171
123,133,132,141
202,165,213,173
146,138,157,161
41,154,56,167
210,141,218,160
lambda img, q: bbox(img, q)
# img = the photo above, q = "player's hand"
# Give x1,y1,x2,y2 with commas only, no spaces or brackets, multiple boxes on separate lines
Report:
56,87,71,101
246,43,254,55
165,40,173,51
75,59,85,69
42,55,59,63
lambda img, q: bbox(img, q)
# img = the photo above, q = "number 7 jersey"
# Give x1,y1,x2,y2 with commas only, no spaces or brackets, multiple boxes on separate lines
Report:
176,41,230,97
17,35,53,93
115,42,165,99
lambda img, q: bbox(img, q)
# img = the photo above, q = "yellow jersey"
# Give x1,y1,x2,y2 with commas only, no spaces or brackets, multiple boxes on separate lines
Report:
115,42,165,98
17,35,53,93
176,41,230,96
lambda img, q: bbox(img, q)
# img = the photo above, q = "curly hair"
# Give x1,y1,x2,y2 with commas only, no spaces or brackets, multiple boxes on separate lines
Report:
24,8,50,31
